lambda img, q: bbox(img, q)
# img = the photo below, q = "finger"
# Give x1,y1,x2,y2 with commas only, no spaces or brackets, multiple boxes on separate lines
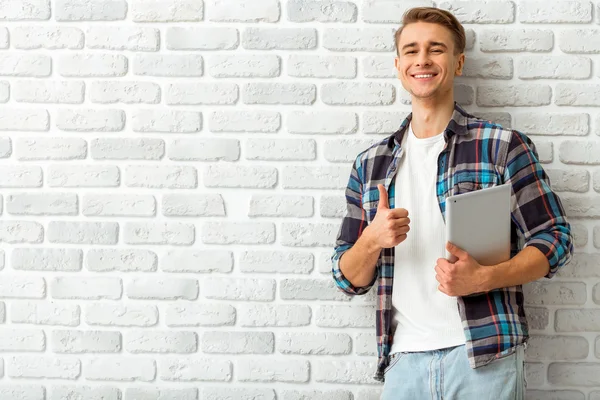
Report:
393,217,410,227
446,242,468,260
377,184,390,210
438,285,449,295
394,233,408,244
389,208,409,218
392,223,410,235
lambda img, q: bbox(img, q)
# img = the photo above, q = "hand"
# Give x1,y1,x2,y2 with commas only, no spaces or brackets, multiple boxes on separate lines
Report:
435,242,486,297
366,184,411,249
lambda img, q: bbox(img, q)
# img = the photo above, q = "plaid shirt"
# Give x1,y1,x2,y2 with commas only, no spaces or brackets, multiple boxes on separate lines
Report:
332,102,573,382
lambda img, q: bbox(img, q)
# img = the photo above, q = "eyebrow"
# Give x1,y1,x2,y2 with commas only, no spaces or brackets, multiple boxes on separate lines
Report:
402,41,448,50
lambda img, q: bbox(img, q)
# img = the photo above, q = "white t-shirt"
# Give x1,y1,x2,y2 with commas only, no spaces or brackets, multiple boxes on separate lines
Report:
390,123,465,354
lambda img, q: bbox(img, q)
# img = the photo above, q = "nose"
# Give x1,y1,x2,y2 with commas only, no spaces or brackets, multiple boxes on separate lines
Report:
415,51,432,67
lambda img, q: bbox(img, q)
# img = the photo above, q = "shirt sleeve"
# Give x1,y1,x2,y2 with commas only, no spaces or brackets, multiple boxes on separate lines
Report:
331,153,378,295
503,130,574,278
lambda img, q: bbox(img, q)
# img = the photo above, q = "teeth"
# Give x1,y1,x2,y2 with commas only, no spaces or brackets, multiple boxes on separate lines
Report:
414,74,434,78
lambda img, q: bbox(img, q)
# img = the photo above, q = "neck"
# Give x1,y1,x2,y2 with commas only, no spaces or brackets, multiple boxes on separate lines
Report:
409,95,455,139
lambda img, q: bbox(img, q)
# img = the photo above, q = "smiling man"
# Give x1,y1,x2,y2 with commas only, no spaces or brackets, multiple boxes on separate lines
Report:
332,7,573,400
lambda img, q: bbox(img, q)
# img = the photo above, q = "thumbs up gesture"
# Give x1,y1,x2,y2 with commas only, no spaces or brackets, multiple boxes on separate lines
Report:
366,184,411,249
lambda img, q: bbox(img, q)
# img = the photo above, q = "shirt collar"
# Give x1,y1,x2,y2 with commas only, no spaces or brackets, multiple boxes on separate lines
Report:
389,102,470,149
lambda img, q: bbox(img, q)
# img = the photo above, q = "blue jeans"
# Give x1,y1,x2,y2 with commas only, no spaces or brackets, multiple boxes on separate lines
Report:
381,344,526,400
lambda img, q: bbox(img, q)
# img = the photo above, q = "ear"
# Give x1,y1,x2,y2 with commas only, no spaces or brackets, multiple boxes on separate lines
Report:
455,53,465,76
394,57,400,71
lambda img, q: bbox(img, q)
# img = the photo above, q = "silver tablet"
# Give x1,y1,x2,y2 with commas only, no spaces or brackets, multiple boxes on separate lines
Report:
445,184,511,266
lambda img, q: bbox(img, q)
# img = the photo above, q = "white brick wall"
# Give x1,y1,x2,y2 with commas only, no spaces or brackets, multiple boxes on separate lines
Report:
0,0,598,398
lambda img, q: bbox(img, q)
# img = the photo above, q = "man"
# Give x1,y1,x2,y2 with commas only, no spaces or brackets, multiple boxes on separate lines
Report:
331,7,573,400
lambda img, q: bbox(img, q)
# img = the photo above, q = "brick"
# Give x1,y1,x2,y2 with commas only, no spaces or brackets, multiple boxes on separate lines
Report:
0,386,44,400
56,109,125,132
0,221,43,243
535,140,553,163
85,303,158,327
243,82,316,105
324,28,395,51
288,55,356,79
125,165,197,189
51,387,121,400
480,29,553,52
363,0,433,23
0,108,49,130
283,166,348,189
87,249,157,272
559,141,600,164
123,222,194,245
279,333,351,355
239,304,311,327
166,304,235,327
82,194,155,217
355,332,377,356
556,309,600,331
314,360,378,384
0,329,45,351
527,335,588,360
0,81,9,103
0,0,50,20
287,0,356,22
240,251,313,274
11,248,82,271
90,81,160,104
11,302,80,326
126,278,198,300
546,169,589,192
0,138,12,157
0,276,45,298
243,27,316,50
13,27,82,49
462,57,513,79
161,249,232,273
316,305,375,328
524,362,545,387
51,277,122,300
562,196,600,218
281,278,350,301
202,332,273,354
166,27,238,50
210,110,280,132
125,331,196,354
208,0,279,22
160,358,231,382
204,165,277,188
249,195,313,218
0,165,42,188
126,388,197,400
519,1,592,23
203,278,275,301
204,388,273,400
16,137,86,161
208,55,280,78
131,0,203,21
14,80,84,104
557,83,600,106
523,281,586,305
132,109,201,133
363,111,407,134
162,194,226,217
238,359,309,383
134,54,202,77
476,84,551,106
288,111,357,134
59,54,127,77
325,139,380,163
519,56,590,79
246,138,316,161
52,330,121,353
363,56,395,78
0,28,6,48
571,223,588,247
48,165,120,188
48,222,118,245
9,356,80,379
525,306,550,330
91,138,164,160
7,193,77,215
560,29,600,53
439,1,514,23
0,54,51,77
322,82,394,105
283,391,352,400
55,0,126,20
595,171,600,193
166,82,237,105
87,27,159,51
526,391,584,400
513,113,589,136
321,195,346,218
85,357,155,381
548,363,600,386
282,223,338,247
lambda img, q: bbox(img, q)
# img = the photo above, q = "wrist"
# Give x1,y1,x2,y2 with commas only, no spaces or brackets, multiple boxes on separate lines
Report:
478,264,497,292
362,226,383,255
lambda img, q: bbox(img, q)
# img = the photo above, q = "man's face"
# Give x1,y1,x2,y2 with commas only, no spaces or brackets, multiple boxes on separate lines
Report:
394,22,465,101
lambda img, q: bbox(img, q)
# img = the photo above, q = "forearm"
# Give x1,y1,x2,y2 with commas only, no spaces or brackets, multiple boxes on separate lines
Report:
479,246,550,292
339,226,381,287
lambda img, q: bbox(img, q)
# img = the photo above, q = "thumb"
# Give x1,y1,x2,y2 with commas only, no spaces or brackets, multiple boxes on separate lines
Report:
446,242,468,260
377,184,389,210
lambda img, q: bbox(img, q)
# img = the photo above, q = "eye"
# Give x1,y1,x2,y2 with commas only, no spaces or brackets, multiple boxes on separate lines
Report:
406,51,416,54
431,49,443,53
